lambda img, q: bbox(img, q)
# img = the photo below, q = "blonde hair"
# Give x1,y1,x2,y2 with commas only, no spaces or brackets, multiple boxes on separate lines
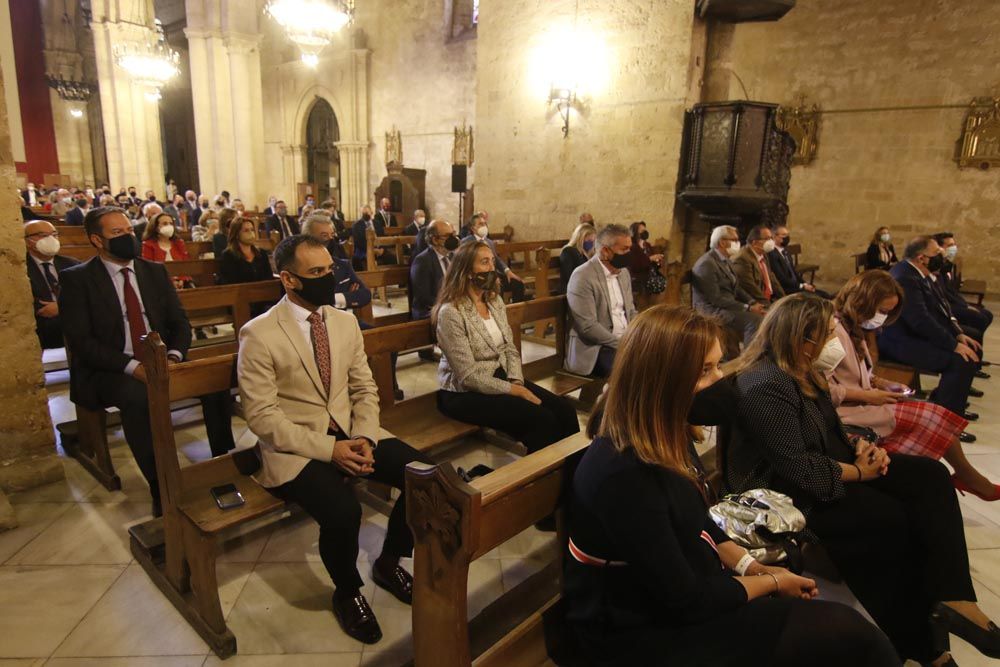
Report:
565,223,597,258
725,293,834,398
592,305,722,482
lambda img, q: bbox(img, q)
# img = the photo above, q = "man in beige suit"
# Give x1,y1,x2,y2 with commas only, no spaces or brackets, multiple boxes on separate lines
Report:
238,234,429,645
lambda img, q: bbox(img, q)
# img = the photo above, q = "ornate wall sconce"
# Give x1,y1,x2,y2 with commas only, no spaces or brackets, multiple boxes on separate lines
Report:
955,97,1000,170
45,75,95,118
549,84,576,138
776,101,820,165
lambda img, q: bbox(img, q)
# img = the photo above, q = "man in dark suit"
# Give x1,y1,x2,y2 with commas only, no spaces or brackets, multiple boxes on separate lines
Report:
409,220,457,320
22,182,40,207
375,197,396,230
402,209,427,260
768,224,830,298
265,200,300,239
933,231,993,337
691,225,765,345
25,219,79,349
352,204,396,270
64,198,88,226
302,216,373,309
879,236,980,419
58,207,234,515
183,190,202,227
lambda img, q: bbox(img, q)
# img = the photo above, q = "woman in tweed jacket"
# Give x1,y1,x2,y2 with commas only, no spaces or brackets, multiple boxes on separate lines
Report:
433,240,579,453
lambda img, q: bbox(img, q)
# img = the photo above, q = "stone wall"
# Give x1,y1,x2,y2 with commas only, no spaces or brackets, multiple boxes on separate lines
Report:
0,61,63,496
475,0,697,248
706,0,1000,290
361,0,476,223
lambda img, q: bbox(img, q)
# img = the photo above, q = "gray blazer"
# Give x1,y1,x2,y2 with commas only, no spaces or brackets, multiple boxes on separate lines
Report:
565,256,636,375
436,295,523,394
691,248,755,317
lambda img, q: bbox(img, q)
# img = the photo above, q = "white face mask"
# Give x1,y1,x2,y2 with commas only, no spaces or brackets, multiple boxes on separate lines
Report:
159,224,175,239
726,240,741,257
35,236,60,256
880,233,891,243
813,336,847,374
945,245,958,261
762,239,776,253
476,225,489,238
415,217,426,226
861,311,889,330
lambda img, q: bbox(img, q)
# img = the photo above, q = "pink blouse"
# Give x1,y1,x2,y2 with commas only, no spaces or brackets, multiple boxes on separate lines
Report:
826,321,896,437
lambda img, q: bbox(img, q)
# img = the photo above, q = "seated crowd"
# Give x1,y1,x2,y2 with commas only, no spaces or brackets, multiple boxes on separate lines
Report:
22,189,1000,666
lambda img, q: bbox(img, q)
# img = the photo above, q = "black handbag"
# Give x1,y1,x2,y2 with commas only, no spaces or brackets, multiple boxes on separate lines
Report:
645,265,667,294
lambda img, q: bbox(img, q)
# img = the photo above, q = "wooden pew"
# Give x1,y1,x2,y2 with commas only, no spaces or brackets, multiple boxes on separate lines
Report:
406,431,591,667
853,252,867,274
366,229,417,270
786,243,818,284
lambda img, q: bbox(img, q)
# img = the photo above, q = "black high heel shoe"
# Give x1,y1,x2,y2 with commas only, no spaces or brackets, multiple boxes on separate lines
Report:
933,602,1000,658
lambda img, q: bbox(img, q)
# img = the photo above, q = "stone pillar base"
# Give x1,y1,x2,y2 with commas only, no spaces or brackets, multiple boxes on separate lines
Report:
0,489,16,532
0,454,64,494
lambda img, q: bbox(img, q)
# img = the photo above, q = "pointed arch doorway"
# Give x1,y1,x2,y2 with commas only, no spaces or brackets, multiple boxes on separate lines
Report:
305,98,341,205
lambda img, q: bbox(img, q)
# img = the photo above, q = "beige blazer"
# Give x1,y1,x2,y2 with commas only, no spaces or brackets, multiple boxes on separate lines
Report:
825,321,895,437
732,245,785,303
237,296,381,487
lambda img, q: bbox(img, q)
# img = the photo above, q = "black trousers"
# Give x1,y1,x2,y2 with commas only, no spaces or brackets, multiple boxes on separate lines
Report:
36,316,64,350
592,346,617,378
93,372,235,501
807,454,975,662
575,596,899,667
881,338,976,415
438,381,579,453
956,304,993,332
274,438,431,593
501,274,526,303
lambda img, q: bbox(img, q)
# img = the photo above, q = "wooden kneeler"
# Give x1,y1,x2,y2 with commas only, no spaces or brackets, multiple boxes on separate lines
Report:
130,333,287,658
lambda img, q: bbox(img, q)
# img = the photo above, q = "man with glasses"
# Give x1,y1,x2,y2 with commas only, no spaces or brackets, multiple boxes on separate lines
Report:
24,220,78,349
692,225,765,347
410,219,458,321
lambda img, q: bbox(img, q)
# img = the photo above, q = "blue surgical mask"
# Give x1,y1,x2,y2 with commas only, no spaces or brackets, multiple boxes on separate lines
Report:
583,239,594,252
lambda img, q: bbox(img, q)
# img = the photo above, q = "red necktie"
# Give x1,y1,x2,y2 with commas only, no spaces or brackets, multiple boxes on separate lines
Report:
307,311,340,433
758,256,772,300
121,267,148,355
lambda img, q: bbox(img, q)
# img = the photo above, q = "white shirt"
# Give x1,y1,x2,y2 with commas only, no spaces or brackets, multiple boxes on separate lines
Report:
100,257,181,374
286,298,323,353
601,262,628,338
434,248,452,276
481,314,505,347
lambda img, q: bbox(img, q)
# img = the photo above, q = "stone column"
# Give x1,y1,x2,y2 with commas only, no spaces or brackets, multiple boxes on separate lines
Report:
89,0,166,191
184,0,266,205
335,141,370,219
0,56,63,500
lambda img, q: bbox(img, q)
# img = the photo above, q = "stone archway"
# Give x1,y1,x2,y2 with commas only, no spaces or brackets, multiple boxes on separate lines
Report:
304,98,341,205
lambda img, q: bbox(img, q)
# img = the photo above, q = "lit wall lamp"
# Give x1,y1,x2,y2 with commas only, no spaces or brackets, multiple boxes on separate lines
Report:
549,84,576,138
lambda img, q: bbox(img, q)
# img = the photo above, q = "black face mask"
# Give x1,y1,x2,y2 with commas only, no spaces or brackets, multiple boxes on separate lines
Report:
639,230,650,241
443,235,460,251
471,270,499,291
290,271,338,308
927,255,944,273
608,251,630,270
780,235,790,247
103,233,139,261
362,213,371,221
148,195,157,202
128,191,136,196
688,375,739,426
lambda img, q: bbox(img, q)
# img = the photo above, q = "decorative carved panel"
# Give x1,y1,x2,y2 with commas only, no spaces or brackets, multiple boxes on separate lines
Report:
776,103,820,165
452,121,474,166
956,97,1000,170
385,125,402,167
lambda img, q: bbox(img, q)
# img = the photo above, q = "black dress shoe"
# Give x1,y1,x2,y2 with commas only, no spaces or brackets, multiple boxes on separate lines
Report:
417,349,437,362
152,496,163,518
976,370,991,379
372,562,413,605
933,602,1000,658
969,387,985,398
332,592,382,644
963,410,979,421
960,431,978,444
393,388,404,401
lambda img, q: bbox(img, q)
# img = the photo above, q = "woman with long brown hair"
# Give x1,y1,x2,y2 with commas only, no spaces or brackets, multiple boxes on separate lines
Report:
723,293,997,666
865,225,898,270
830,271,997,500
564,305,898,666
218,217,273,285
433,240,578,453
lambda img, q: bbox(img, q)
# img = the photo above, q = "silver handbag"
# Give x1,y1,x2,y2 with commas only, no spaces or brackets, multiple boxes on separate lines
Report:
709,489,807,568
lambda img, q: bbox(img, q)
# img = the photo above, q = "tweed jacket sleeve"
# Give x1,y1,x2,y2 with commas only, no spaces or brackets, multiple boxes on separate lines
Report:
436,302,514,394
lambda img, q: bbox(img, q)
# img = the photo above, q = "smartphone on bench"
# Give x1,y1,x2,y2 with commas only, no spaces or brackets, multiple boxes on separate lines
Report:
211,484,245,510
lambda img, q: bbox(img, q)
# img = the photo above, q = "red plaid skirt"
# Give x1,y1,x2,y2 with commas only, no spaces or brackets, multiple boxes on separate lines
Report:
878,400,968,459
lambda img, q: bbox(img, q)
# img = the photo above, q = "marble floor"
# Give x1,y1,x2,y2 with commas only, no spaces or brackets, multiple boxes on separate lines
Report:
4,301,1000,666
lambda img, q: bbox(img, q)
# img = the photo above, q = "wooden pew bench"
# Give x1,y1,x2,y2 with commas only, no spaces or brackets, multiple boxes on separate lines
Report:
786,243,818,284
406,430,592,667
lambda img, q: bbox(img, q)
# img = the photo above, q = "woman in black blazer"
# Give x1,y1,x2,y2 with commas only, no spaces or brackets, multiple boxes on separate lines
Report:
217,217,276,318
724,293,997,666
565,305,898,667
558,222,596,294
865,226,898,270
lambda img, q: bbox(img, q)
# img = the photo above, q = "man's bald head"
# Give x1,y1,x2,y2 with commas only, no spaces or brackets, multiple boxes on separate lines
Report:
24,219,56,237
24,220,58,258
428,219,453,238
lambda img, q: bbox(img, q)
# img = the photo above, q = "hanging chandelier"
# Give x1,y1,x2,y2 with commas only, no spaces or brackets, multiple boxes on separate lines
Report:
113,19,180,102
264,0,355,67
